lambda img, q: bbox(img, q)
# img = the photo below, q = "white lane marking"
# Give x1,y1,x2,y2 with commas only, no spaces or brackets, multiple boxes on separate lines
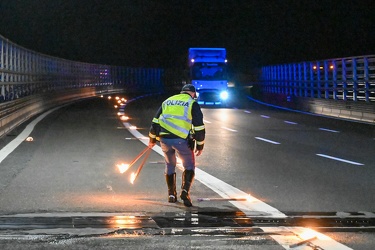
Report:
194,168,285,217
288,227,352,249
261,115,270,118
244,110,251,113
319,127,340,133
124,122,352,249
0,106,62,164
255,137,281,145
203,119,211,124
221,126,237,132
123,122,285,218
316,154,364,166
262,227,352,250
0,100,351,249
284,120,297,125
125,137,149,140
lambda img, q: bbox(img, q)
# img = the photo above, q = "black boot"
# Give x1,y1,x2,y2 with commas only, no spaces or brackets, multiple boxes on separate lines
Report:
180,170,195,207
165,173,177,203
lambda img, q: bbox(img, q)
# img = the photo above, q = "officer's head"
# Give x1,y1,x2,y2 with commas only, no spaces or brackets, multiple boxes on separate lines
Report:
181,84,197,98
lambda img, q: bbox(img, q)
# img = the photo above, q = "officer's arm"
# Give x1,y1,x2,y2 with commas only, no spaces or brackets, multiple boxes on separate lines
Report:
191,102,205,151
149,106,162,146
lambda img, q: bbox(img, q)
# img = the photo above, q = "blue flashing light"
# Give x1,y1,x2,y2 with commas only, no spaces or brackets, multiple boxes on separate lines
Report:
220,91,229,100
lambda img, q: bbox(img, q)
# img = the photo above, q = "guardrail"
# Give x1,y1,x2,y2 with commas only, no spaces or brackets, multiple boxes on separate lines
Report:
0,35,164,102
0,88,96,138
0,34,164,137
260,55,375,123
261,55,375,102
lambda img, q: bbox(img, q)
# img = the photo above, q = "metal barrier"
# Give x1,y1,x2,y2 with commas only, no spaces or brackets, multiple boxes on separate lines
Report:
259,55,375,123
0,35,164,102
261,55,375,103
0,34,164,137
0,88,96,138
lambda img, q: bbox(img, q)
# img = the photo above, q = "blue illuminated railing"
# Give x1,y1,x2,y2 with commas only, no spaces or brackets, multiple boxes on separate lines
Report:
261,55,375,102
0,34,163,102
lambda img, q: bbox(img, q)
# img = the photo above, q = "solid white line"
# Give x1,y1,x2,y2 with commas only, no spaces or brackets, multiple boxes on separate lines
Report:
221,126,237,132
319,127,340,133
0,106,62,164
255,137,280,145
123,122,285,217
262,227,352,250
0,108,350,249
124,122,354,248
316,154,364,165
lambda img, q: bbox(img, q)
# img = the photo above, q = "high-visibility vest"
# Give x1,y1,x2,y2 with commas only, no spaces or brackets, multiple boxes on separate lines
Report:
158,94,195,139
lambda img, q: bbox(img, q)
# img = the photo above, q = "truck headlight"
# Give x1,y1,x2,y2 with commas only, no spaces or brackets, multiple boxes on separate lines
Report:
220,91,228,100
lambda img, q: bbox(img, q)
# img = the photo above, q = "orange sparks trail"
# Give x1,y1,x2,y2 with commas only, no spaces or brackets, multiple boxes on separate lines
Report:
116,147,150,175
129,148,151,184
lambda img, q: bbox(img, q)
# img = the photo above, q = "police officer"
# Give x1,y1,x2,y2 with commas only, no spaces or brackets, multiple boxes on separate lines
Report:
148,84,205,207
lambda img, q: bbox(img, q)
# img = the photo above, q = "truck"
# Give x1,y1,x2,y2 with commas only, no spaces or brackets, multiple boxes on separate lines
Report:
188,48,229,105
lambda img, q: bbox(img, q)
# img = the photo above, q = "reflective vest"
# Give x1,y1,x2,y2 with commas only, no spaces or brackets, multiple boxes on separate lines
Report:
158,94,195,139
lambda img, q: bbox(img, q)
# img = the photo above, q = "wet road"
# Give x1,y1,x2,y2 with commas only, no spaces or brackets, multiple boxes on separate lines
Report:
0,91,374,249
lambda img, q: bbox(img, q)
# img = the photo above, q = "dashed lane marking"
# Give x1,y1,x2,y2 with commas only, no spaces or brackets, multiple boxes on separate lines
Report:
221,126,237,132
123,122,353,249
316,154,364,166
319,127,340,133
284,120,298,125
0,103,352,249
255,137,281,145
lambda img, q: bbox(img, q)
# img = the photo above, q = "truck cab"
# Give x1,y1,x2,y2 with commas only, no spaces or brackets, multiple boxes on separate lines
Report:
188,48,229,105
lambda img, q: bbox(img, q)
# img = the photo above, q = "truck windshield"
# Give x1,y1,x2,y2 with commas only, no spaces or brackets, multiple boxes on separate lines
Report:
191,63,227,80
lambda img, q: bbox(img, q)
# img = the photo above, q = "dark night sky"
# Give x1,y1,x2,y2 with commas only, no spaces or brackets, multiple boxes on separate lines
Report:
0,0,374,73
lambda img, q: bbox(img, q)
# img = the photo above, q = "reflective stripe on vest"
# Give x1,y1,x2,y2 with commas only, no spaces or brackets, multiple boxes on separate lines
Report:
159,94,194,139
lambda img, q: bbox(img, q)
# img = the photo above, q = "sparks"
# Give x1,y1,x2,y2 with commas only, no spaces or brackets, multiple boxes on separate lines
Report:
246,195,254,202
130,172,137,184
117,163,130,174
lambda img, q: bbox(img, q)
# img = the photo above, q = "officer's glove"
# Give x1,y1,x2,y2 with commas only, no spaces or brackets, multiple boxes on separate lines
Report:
187,131,196,150
188,138,196,150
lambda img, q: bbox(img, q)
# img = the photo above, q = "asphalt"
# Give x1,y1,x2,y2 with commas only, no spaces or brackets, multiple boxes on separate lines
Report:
1,92,375,249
